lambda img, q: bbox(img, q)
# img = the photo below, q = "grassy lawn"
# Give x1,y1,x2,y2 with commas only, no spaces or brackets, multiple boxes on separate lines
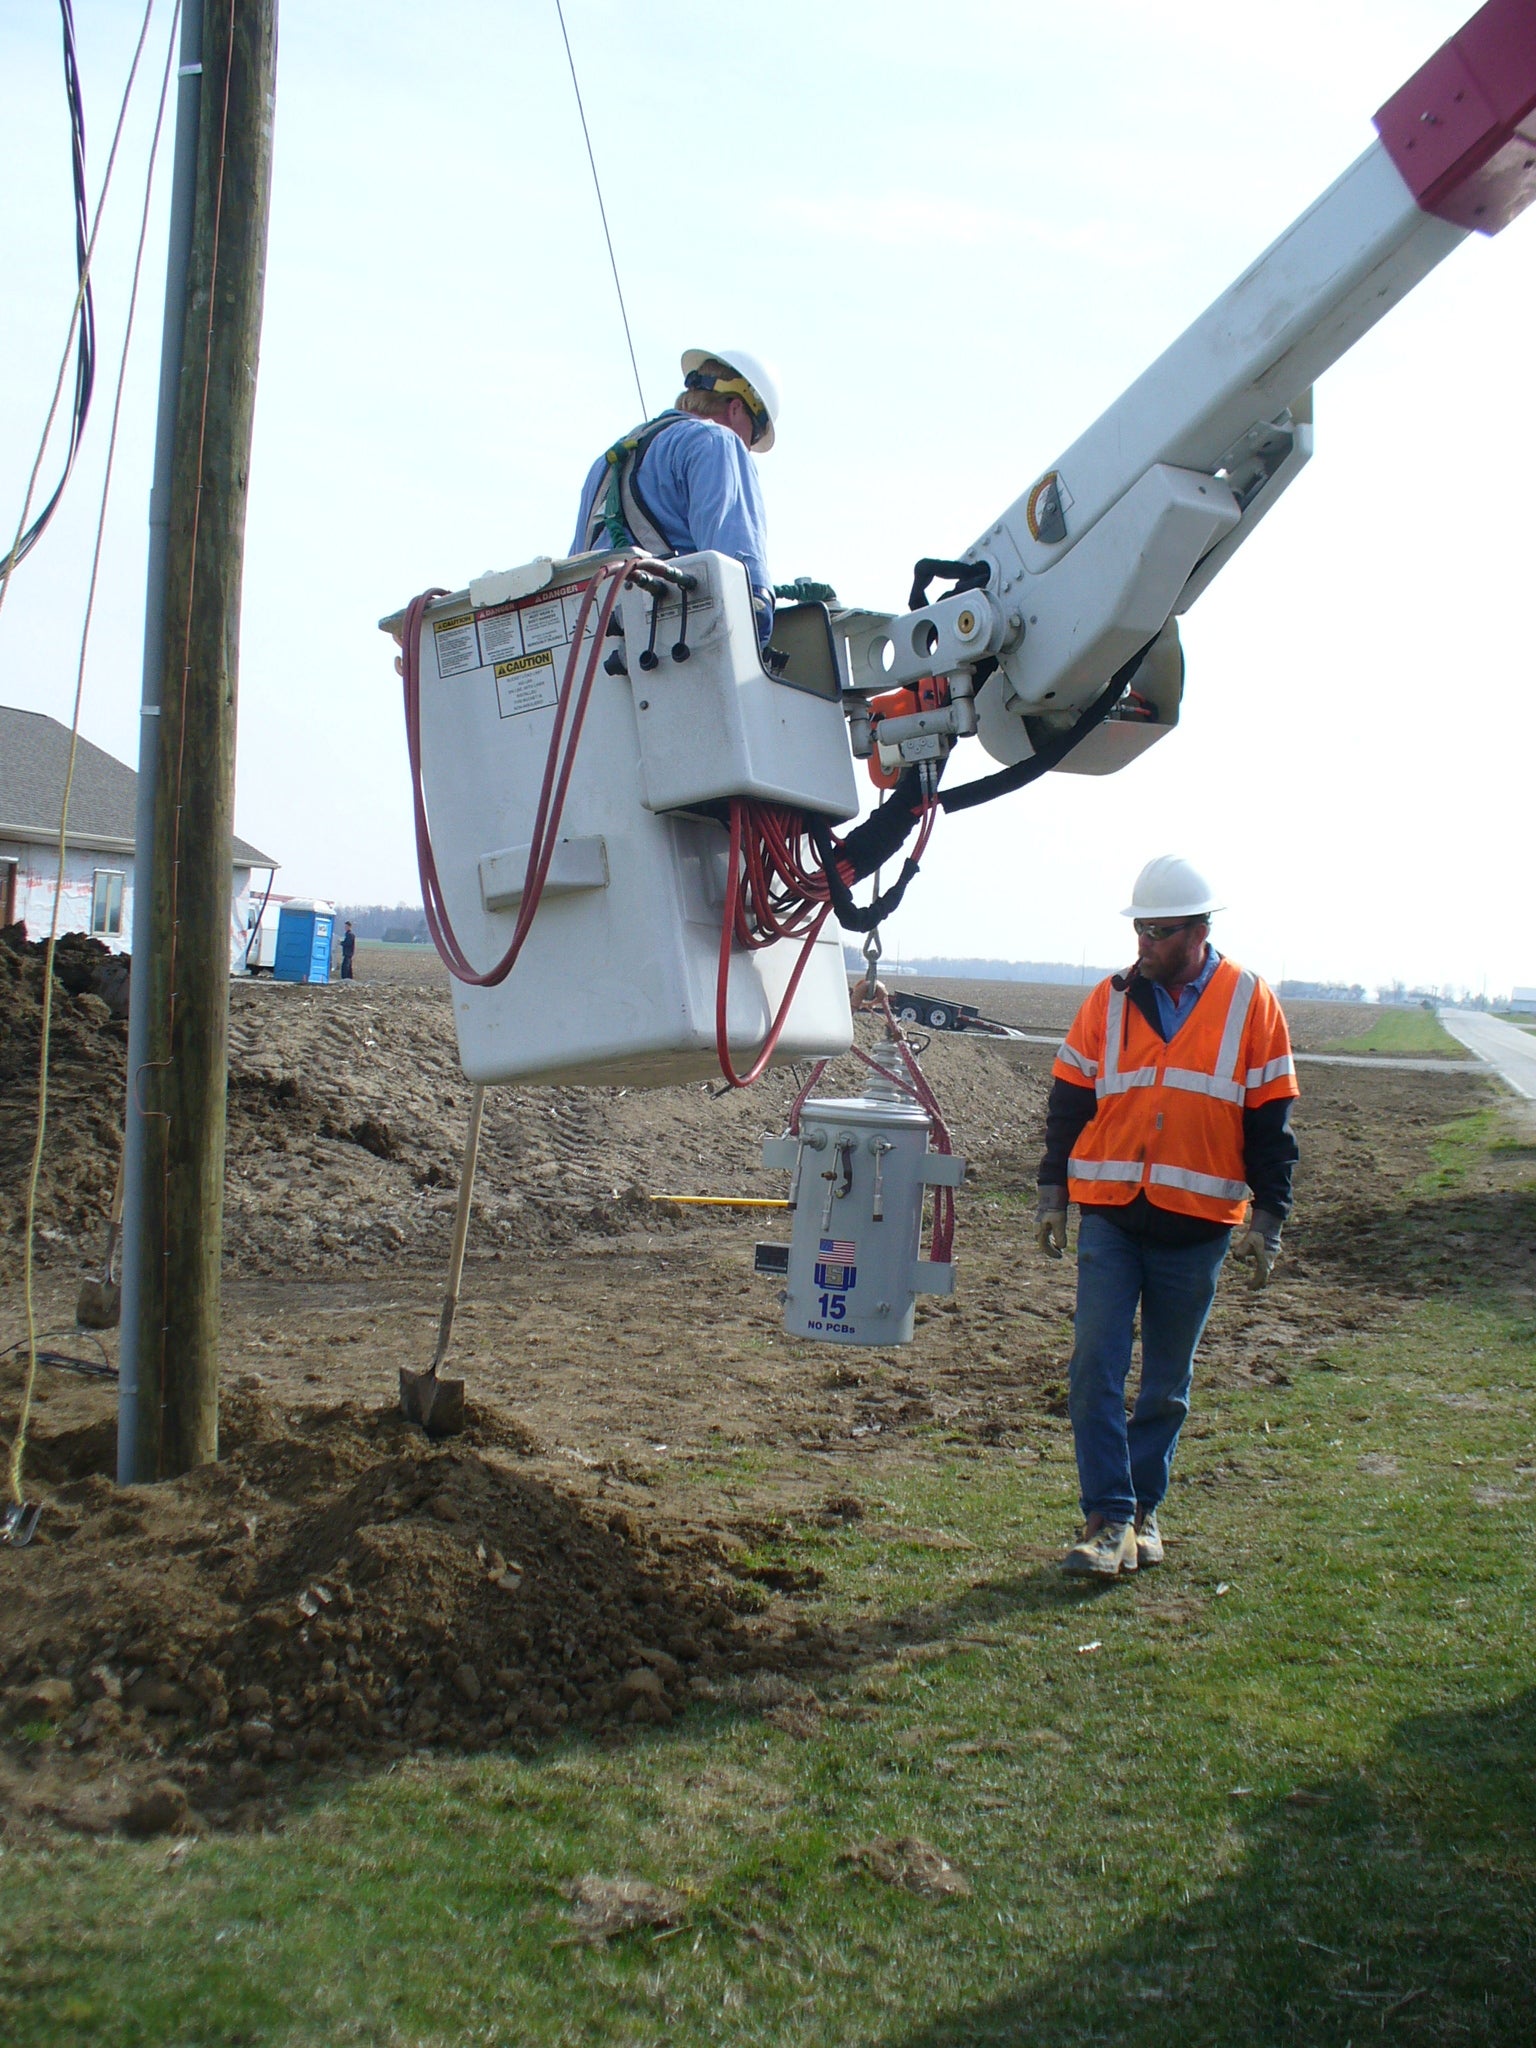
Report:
1319,1007,1466,1058
4,1156,1534,2042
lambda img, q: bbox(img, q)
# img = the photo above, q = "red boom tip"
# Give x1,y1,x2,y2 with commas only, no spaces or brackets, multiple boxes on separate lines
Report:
1374,0,1536,234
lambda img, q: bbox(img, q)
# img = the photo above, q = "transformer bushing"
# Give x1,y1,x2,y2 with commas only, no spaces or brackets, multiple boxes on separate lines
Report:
760,1041,964,1346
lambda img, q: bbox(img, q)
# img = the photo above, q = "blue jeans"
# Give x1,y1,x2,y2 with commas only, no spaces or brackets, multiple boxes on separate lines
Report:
1067,1208,1230,1525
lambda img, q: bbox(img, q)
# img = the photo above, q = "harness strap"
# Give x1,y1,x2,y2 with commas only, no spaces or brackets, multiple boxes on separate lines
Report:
586,412,683,555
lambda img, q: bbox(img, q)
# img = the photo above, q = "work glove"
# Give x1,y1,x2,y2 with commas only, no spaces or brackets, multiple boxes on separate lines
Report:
1232,1208,1284,1290
1035,1196,1068,1261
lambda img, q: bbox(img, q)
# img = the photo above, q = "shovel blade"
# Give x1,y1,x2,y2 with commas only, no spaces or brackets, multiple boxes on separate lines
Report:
1,1502,42,1547
77,1276,122,1330
398,1366,466,1438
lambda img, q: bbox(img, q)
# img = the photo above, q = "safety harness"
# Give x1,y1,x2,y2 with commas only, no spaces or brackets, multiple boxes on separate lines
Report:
582,412,685,556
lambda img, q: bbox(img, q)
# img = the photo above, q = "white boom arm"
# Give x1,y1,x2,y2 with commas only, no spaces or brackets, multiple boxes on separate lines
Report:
858,0,1536,779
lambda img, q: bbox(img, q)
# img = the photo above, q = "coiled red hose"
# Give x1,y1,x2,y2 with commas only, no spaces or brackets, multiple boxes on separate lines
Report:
401,561,631,988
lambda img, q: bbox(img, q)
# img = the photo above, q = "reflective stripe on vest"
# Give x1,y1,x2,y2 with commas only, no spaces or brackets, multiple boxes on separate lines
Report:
1215,968,1257,1083
1070,1158,1145,1184
1148,1162,1250,1202
1096,989,1159,1096
1162,1068,1246,1103
1246,1052,1296,1091
1057,1040,1099,1080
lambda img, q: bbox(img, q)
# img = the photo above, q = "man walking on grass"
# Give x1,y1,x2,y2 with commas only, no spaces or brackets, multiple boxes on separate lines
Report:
1036,857,1299,1575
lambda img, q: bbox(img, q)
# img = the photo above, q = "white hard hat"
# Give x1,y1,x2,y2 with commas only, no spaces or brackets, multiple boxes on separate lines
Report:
1122,855,1223,920
679,346,780,451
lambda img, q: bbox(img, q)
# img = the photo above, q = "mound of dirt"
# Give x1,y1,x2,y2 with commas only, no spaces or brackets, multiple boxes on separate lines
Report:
3,962,1051,1277
0,934,126,1246
0,1376,863,1838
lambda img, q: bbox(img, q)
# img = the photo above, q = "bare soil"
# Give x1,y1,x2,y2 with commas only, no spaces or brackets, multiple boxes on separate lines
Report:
3,944,1523,1844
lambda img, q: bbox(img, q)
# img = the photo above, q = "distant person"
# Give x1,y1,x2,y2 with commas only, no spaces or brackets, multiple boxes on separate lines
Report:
340,922,356,980
1035,857,1299,1576
571,346,779,643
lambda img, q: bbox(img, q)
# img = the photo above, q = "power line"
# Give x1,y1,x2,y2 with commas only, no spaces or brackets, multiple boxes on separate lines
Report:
553,0,647,419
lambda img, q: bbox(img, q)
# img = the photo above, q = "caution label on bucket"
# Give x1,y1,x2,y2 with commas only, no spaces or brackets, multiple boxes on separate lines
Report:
432,613,479,678
494,649,559,718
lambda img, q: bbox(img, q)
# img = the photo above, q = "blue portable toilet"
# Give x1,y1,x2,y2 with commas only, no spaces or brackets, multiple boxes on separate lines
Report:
273,899,336,984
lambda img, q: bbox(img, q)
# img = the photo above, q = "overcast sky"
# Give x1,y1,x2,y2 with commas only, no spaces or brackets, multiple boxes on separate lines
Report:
3,0,1533,997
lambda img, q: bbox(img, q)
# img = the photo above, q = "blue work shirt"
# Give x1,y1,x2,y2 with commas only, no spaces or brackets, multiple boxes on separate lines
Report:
571,412,773,640
1151,945,1221,1041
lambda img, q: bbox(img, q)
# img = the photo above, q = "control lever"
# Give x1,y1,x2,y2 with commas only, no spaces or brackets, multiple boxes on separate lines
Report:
638,591,662,671
671,581,691,662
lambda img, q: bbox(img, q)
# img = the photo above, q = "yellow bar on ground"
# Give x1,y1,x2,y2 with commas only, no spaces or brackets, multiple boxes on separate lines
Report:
649,1195,790,1209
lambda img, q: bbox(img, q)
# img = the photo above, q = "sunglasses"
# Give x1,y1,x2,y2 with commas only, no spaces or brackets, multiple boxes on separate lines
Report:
1133,917,1207,941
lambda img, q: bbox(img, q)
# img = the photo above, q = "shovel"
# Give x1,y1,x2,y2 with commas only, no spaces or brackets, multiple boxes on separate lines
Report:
400,1083,485,1438
77,1150,125,1330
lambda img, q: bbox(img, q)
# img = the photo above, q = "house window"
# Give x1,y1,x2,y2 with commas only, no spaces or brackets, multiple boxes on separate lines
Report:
91,869,125,937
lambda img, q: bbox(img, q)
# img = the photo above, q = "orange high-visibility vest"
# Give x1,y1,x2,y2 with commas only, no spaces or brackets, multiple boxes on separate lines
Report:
1053,957,1298,1227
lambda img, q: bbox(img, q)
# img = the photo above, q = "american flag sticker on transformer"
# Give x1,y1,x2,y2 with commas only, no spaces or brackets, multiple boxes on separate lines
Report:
815,1238,857,1291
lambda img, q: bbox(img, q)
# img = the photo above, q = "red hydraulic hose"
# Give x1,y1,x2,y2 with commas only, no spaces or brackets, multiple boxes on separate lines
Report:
401,562,630,988
716,797,832,1088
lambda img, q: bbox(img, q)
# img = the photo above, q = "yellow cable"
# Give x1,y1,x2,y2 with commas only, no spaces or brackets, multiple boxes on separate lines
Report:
6,2,177,1510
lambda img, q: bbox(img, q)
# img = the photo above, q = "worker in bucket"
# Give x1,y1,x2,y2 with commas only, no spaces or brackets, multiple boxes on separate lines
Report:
571,346,779,643
1035,857,1299,1577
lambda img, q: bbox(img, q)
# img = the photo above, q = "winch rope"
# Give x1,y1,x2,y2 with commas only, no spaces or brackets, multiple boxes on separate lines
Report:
553,0,647,419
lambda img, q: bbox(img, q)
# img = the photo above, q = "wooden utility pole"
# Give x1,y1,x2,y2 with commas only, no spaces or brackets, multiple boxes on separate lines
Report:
124,0,277,1480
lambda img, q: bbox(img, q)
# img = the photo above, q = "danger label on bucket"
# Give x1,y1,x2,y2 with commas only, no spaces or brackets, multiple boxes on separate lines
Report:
494,649,559,718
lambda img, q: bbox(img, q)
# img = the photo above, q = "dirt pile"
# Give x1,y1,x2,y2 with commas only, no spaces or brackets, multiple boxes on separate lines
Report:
0,934,125,1246
1,1375,870,1838
3,961,1050,1276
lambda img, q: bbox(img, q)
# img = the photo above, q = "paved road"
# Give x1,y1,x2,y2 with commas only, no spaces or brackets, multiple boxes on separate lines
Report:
1439,1008,1536,1100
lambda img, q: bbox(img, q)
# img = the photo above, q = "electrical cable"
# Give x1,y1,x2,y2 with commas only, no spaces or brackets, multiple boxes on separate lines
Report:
714,800,833,1088
0,0,156,604
553,0,648,420
938,637,1153,815
5,0,176,1516
710,790,938,1086
0,1333,117,1382
0,0,96,580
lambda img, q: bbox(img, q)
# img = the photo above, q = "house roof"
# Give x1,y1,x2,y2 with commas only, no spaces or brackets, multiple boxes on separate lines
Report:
0,705,277,867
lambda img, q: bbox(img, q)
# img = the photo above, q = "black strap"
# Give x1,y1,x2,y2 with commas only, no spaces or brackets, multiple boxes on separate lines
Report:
907,556,990,611
939,635,1155,815
808,818,925,933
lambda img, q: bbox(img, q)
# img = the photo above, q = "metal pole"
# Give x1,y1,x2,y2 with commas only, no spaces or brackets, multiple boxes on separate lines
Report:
118,2,203,1486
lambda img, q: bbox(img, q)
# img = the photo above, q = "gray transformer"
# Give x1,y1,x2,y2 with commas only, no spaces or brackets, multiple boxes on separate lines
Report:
761,1043,964,1347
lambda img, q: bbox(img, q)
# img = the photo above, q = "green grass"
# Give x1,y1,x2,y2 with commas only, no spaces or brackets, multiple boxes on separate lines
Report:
4,1161,1534,2042
1318,1007,1465,1057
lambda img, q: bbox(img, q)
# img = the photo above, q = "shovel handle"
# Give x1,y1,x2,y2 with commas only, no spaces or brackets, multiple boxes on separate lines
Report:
430,1085,486,1376
102,1147,127,1282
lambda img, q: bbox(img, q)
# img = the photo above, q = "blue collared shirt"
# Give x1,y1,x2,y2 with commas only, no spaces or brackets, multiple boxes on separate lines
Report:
571,413,773,640
1151,945,1221,1042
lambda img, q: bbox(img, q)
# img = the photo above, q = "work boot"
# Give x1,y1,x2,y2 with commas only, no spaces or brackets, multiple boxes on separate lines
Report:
1061,1519,1137,1576
1135,1509,1164,1568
